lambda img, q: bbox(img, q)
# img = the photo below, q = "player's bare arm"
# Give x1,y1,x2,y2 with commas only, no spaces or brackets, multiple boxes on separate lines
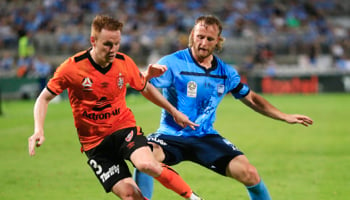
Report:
240,91,313,127
28,88,56,156
142,64,168,81
141,83,198,130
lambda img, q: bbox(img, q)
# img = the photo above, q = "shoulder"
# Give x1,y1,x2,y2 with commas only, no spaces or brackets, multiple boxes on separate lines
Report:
115,52,127,60
64,50,89,68
114,52,137,67
56,50,90,75
72,50,89,63
216,56,239,74
174,48,190,59
115,52,135,62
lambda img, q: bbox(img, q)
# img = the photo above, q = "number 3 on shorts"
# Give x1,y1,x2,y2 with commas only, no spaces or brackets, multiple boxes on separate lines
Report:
89,159,103,175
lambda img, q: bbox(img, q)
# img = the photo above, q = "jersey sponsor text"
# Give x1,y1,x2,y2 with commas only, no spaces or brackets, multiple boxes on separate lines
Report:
82,108,120,120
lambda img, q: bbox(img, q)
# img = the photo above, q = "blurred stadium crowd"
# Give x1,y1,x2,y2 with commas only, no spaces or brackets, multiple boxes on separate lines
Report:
0,0,349,78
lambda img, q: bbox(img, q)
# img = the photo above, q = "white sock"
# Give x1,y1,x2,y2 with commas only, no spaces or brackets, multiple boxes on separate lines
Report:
187,192,202,200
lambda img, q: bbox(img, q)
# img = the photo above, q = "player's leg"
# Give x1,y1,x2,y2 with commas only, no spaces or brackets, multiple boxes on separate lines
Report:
86,152,146,199
133,142,165,199
110,177,146,199
191,134,270,200
127,128,202,200
226,155,271,200
131,146,201,199
133,168,154,199
85,128,150,200
246,179,270,200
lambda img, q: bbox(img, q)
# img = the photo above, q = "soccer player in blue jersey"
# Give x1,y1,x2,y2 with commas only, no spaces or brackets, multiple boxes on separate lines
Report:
134,15,313,200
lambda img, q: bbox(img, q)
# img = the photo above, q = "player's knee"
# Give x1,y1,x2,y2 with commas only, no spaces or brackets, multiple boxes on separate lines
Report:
228,155,260,185
240,165,260,186
135,160,160,176
112,180,143,200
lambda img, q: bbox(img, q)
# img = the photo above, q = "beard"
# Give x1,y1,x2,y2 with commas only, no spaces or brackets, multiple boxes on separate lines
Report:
195,47,213,61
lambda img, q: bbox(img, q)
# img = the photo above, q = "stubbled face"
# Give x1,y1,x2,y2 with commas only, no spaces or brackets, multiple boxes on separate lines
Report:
191,22,219,61
91,29,121,67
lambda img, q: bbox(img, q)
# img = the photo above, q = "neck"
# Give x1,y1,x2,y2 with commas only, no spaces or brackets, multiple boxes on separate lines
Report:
90,48,109,68
196,55,213,69
191,47,213,69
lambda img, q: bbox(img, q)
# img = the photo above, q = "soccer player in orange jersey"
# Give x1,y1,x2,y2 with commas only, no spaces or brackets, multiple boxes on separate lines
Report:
28,15,202,200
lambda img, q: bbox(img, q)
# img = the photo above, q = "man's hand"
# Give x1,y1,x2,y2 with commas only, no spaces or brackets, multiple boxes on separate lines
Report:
144,64,167,81
28,132,45,156
284,114,313,127
172,110,199,130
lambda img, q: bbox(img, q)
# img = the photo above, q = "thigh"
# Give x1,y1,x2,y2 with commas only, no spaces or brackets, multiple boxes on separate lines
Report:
119,126,150,160
85,126,148,193
147,133,188,166
130,146,163,177
86,149,131,193
147,133,244,176
192,135,244,176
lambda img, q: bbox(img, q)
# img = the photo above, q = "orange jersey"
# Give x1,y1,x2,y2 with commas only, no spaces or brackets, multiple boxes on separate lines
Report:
47,49,147,151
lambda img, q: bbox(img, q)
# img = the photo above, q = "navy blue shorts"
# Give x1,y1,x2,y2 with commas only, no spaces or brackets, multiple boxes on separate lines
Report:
147,134,244,176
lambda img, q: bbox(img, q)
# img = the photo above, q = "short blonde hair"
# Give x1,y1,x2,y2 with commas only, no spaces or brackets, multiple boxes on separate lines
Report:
188,15,225,52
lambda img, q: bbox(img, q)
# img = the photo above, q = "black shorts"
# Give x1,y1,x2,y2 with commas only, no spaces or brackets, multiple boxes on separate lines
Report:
85,126,149,193
147,133,244,176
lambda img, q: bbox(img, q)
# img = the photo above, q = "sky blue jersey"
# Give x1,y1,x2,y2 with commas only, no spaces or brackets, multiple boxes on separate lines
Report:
150,48,250,137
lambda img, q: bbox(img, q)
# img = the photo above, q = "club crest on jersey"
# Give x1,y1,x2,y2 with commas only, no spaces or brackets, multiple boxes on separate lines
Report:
217,84,225,96
82,77,93,91
117,73,124,89
125,130,134,142
187,81,197,98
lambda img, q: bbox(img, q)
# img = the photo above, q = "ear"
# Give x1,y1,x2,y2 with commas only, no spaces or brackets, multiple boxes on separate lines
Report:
90,36,95,46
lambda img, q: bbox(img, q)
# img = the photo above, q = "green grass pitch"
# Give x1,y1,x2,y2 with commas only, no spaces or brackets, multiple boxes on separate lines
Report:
0,93,349,200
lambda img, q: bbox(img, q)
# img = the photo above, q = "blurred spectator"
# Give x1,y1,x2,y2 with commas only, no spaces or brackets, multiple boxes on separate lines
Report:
265,59,277,76
0,16,17,48
18,30,35,58
0,0,348,69
0,51,14,72
330,40,348,70
253,34,274,67
307,42,320,67
17,29,35,77
16,57,32,78
32,55,52,92
241,55,255,74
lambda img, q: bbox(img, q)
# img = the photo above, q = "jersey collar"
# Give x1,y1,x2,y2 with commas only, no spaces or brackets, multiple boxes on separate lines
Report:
87,49,112,74
188,48,218,73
